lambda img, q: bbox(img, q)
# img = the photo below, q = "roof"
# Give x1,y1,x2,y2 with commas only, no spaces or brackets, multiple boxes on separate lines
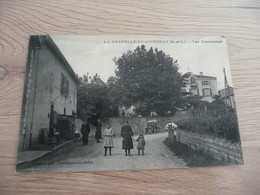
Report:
183,72,217,80
193,74,217,79
29,35,80,84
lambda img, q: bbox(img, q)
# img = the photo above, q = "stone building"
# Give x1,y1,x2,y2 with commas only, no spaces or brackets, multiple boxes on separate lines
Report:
183,72,218,102
19,35,79,151
219,87,236,109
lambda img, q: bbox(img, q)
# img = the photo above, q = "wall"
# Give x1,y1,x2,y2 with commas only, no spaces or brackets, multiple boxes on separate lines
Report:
219,87,236,109
74,111,190,138
168,128,243,164
20,42,78,151
196,77,218,103
19,47,38,151
197,78,218,97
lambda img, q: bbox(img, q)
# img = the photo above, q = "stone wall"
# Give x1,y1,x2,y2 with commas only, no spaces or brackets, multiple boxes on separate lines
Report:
168,128,244,164
104,111,190,136
75,111,189,137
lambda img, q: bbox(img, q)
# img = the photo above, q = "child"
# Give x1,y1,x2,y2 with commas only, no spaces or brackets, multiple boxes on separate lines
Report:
136,134,145,156
103,124,114,156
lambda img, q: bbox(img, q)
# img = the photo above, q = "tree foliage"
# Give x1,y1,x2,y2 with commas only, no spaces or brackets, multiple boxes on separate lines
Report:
77,73,119,123
110,45,184,116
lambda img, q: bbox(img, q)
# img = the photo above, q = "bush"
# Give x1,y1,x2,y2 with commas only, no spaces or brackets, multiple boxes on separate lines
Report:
176,116,215,134
215,113,240,142
176,111,240,142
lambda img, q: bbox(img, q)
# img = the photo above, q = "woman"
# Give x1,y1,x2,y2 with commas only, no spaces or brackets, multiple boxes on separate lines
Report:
121,121,133,156
103,124,114,156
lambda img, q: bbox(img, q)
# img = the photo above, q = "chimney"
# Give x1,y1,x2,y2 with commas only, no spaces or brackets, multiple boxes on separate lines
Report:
200,72,203,75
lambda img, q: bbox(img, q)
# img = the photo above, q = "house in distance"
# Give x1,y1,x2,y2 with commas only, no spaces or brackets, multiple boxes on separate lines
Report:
219,86,236,109
18,35,79,152
183,72,218,102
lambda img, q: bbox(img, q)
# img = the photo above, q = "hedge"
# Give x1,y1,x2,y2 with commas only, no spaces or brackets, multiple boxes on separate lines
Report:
176,111,240,142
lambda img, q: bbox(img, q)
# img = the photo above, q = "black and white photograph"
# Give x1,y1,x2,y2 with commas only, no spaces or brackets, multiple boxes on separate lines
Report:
16,35,244,173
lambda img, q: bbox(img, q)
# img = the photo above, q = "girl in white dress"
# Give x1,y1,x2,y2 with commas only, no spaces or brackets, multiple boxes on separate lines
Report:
103,124,114,156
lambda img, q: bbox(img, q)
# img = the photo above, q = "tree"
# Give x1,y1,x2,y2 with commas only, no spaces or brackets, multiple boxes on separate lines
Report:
77,73,119,123
110,45,184,116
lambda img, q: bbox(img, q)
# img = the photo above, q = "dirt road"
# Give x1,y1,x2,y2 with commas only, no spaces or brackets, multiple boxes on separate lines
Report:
21,132,187,173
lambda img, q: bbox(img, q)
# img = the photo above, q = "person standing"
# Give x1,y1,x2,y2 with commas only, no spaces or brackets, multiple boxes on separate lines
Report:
136,134,146,156
81,119,91,145
165,119,177,141
103,124,114,156
121,121,134,156
95,119,102,143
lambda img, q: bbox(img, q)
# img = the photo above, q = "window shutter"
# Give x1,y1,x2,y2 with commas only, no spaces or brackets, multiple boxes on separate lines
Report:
60,73,64,95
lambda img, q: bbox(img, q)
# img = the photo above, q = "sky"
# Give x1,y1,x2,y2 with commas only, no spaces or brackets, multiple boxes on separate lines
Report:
51,35,233,90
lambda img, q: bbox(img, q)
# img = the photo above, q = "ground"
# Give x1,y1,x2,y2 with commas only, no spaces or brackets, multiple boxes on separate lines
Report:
18,132,187,173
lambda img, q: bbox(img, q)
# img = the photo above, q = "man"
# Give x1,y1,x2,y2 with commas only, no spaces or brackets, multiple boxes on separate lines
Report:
165,119,178,141
81,119,91,145
121,121,134,156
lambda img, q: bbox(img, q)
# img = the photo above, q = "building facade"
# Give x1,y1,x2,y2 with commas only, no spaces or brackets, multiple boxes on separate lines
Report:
183,72,218,102
19,35,79,151
219,87,236,109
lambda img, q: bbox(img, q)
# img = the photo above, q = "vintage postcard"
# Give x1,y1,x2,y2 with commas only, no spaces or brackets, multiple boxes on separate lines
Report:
16,35,243,173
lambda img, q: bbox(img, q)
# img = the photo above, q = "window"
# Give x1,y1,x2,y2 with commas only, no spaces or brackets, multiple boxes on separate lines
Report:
202,81,210,85
60,73,69,98
203,88,212,97
190,77,195,84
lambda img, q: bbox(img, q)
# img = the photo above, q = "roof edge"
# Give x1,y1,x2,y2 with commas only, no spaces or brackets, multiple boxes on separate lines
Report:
30,35,80,84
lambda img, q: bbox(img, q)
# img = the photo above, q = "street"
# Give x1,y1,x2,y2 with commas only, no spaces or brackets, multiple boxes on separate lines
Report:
21,132,187,173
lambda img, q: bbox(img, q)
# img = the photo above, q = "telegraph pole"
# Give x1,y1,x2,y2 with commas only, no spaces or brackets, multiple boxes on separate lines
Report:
223,68,228,89
223,68,232,110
